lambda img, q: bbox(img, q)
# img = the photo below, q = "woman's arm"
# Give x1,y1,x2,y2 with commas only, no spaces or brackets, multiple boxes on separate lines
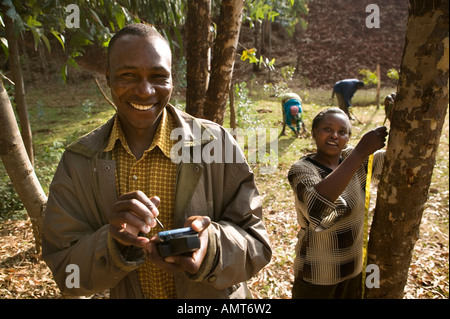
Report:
314,127,388,202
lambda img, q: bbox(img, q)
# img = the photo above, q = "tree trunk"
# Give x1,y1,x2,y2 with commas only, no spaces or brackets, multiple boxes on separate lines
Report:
203,0,244,125
0,79,47,254
365,0,449,299
229,82,236,130
3,12,34,166
376,64,381,109
253,20,261,72
267,19,272,82
185,0,212,118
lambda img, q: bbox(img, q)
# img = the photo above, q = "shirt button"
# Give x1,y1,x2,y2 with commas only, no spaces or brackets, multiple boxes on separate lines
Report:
99,256,107,267
207,275,217,283
132,175,138,181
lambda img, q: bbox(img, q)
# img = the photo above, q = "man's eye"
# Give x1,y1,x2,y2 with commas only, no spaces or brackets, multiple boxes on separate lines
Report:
152,74,170,81
120,73,136,78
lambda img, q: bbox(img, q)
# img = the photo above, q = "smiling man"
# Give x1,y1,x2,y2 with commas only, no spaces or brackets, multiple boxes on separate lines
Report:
106,29,173,159
42,23,271,299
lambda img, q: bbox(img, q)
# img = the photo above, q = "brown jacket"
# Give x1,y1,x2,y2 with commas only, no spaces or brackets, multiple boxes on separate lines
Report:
42,104,272,299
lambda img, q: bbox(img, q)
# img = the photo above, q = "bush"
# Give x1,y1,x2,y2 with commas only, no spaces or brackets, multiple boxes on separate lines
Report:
235,82,261,128
0,177,24,218
359,68,379,87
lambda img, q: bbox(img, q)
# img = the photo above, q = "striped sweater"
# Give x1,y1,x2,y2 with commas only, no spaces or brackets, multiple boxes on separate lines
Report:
288,147,385,285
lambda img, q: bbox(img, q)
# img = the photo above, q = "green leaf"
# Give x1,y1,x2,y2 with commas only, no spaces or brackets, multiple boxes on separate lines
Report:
51,30,65,52
60,64,67,83
25,16,42,28
6,7,18,20
41,34,51,53
102,38,110,48
387,68,399,80
89,8,104,27
30,27,40,50
173,26,183,57
0,37,9,60
2,0,13,7
114,7,125,30
0,37,8,49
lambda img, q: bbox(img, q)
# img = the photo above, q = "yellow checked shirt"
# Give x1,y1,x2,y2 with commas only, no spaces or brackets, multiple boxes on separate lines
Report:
104,108,178,298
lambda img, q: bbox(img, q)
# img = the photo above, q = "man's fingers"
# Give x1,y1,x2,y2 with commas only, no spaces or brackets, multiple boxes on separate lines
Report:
115,191,160,227
149,196,160,207
185,216,211,232
109,225,149,247
146,196,161,223
145,242,185,274
164,255,200,274
112,199,155,227
109,210,151,234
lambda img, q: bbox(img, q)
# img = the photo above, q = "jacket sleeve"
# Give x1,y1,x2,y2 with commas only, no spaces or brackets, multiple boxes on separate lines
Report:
42,152,145,297
213,165,272,290
186,127,272,290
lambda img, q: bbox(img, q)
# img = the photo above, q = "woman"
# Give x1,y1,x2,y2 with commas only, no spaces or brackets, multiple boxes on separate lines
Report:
288,107,387,298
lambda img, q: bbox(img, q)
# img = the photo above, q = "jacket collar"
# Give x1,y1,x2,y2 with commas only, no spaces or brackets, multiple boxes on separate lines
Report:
66,104,216,158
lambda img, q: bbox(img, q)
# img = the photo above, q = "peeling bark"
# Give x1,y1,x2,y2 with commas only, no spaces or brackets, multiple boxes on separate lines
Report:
185,0,212,118
365,0,449,299
0,80,47,253
3,12,34,166
203,0,244,125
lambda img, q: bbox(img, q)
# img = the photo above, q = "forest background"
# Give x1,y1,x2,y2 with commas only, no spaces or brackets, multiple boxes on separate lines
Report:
0,0,448,299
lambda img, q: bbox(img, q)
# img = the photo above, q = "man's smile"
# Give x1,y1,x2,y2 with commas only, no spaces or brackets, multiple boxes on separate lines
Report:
130,102,155,111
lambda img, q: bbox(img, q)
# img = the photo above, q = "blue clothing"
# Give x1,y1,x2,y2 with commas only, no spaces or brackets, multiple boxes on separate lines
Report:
283,99,302,133
333,79,364,107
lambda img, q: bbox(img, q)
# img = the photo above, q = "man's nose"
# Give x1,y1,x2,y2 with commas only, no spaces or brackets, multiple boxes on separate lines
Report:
136,80,155,97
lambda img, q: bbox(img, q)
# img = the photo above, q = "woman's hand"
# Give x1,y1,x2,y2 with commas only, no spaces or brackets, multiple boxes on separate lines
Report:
354,126,388,159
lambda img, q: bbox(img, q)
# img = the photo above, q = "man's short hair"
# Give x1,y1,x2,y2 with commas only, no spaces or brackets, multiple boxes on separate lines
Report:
107,23,169,64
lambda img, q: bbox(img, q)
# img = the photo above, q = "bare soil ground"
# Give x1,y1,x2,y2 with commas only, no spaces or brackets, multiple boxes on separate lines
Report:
1,0,447,300
1,105,448,300
236,0,409,88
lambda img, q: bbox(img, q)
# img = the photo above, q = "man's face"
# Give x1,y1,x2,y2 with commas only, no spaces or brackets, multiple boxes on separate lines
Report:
106,35,173,133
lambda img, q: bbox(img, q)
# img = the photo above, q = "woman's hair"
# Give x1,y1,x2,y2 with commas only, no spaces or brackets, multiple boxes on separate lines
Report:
311,107,352,135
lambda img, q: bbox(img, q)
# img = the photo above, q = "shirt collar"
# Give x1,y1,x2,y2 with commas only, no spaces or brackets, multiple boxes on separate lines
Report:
104,108,175,159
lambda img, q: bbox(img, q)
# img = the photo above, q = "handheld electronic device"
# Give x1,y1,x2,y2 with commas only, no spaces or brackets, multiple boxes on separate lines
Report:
156,227,200,258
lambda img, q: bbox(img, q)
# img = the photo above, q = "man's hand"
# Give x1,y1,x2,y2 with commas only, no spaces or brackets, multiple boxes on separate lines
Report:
145,216,211,275
109,191,160,247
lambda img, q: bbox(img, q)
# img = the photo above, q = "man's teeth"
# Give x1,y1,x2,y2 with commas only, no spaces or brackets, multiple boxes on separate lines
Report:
327,141,338,145
130,103,154,110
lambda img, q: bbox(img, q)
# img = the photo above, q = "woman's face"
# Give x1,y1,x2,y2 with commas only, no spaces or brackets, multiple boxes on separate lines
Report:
312,112,351,158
